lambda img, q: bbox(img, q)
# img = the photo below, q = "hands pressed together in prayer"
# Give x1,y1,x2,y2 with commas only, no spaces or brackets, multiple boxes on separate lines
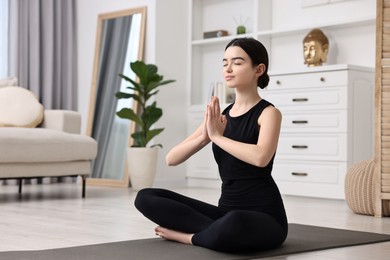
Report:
203,96,227,142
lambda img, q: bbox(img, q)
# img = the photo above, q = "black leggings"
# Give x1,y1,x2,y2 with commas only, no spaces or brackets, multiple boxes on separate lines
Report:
134,188,287,253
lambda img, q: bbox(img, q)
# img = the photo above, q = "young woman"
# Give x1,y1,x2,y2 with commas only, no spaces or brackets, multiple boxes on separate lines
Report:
134,37,288,253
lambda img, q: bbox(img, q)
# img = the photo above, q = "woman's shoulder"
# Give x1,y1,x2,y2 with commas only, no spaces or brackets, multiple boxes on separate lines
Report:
256,99,280,115
257,101,282,124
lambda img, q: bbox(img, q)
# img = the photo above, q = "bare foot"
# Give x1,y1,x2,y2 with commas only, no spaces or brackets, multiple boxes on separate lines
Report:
155,226,193,245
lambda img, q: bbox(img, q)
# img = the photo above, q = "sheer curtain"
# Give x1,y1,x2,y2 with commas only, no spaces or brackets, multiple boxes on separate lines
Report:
8,0,78,110
0,0,8,78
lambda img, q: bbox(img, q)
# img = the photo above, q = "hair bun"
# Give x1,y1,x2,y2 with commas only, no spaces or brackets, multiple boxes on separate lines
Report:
258,73,269,89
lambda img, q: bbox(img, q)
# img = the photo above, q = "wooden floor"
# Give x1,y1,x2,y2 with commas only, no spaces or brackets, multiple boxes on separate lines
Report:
0,182,389,259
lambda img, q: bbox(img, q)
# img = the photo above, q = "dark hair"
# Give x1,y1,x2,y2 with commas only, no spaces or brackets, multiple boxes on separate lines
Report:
225,37,269,89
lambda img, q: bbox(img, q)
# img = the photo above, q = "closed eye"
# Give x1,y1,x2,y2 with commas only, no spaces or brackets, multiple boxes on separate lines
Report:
223,56,245,66
222,62,242,67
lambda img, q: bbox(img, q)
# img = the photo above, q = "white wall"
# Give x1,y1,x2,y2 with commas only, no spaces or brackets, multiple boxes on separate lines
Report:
153,0,188,185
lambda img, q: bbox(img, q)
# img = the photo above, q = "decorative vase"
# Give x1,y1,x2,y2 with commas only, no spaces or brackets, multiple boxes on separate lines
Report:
126,147,158,191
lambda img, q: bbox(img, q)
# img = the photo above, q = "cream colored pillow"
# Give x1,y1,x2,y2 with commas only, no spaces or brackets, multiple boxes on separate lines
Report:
0,86,44,128
0,77,18,88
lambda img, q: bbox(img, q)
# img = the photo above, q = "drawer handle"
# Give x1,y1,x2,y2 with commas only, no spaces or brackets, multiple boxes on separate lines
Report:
276,80,281,85
292,98,308,102
292,145,308,149
320,77,325,82
292,120,308,124
292,172,308,177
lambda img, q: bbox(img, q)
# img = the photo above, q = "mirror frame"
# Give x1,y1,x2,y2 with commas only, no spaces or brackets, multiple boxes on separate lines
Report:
86,7,146,187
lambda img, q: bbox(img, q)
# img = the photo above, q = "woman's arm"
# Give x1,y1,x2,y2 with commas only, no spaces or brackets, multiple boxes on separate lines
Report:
165,110,211,166
207,98,282,167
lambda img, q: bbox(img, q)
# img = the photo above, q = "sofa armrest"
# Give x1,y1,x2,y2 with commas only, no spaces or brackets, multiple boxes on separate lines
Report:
40,110,81,134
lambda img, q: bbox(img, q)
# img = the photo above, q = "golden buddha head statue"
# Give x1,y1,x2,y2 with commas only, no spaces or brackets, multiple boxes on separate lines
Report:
303,29,329,67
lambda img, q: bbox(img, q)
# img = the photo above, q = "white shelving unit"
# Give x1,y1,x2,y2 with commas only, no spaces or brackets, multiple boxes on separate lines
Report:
186,0,375,107
185,0,376,196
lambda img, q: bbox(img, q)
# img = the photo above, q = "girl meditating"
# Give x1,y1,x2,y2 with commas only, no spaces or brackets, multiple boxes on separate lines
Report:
135,37,288,253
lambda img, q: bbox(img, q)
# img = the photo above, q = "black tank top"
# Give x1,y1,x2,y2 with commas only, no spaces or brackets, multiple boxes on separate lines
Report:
212,99,287,229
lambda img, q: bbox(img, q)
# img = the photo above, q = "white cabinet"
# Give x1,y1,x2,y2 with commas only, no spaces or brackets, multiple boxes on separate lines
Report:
261,65,374,199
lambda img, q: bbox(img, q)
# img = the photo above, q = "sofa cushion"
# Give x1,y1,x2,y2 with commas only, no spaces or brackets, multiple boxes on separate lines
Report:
0,86,44,128
0,161,91,178
0,128,98,163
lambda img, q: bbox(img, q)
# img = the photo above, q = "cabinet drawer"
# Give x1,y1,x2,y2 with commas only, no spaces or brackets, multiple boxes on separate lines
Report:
262,87,347,111
268,70,347,90
277,134,347,161
281,110,347,133
272,160,346,184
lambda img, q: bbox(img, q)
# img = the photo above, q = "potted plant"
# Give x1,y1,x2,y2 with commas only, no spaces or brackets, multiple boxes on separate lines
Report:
115,60,175,190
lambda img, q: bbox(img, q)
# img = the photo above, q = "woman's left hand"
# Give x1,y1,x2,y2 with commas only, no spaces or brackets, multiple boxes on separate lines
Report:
206,96,226,141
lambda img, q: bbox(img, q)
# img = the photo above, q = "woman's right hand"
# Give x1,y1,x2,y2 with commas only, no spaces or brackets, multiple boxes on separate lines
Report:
206,96,226,141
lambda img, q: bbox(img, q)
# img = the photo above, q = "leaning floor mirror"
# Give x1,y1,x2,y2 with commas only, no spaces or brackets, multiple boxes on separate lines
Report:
86,7,146,187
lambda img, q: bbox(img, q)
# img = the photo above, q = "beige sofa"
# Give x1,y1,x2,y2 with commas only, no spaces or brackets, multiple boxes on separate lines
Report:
0,86,97,197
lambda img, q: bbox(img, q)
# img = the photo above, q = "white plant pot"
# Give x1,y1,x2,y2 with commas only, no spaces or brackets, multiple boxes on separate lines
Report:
126,147,158,191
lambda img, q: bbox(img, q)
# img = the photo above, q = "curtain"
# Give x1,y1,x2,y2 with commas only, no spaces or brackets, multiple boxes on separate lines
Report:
91,15,133,179
0,0,8,78
9,0,77,110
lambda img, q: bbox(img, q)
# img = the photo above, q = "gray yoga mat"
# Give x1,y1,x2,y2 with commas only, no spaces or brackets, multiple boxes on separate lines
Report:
1,223,390,260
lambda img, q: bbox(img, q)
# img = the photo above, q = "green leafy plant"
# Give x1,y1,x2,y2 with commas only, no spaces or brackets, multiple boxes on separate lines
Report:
115,61,175,148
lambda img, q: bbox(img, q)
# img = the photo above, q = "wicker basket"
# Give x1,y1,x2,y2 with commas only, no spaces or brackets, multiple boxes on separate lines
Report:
345,159,390,216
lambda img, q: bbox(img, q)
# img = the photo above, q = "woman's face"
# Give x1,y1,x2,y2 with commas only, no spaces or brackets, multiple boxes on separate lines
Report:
223,46,260,89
